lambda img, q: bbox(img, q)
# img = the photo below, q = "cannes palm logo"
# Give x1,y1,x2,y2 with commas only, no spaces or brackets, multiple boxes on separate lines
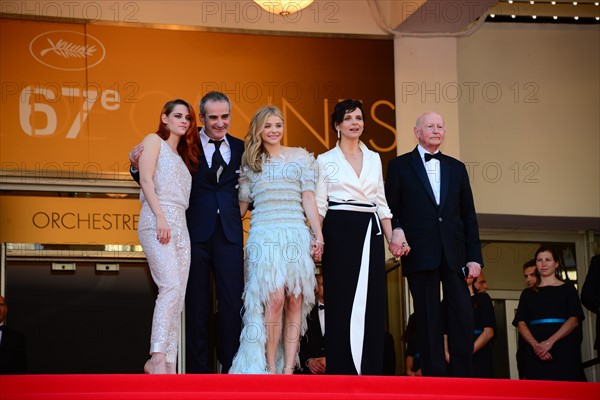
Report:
29,30,105,71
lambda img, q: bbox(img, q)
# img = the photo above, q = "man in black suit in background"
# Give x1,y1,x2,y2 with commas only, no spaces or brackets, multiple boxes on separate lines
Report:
130,91,244,373
581,255,600,356
0,295,27,374
385,111,483,378
299,274,326,374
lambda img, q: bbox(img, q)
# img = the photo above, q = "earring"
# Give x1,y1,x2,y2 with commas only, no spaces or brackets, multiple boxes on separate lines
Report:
337,129,341,140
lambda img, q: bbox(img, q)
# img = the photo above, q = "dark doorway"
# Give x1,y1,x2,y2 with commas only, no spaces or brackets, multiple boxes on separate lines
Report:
5,261,156,373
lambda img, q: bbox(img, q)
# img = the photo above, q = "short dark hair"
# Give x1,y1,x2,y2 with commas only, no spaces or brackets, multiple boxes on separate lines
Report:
330,99,365,132
199,91,231,117
522,258,536,270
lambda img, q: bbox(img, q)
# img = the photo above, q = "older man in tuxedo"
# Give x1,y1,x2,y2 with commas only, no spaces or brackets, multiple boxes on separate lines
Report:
385,111,483,377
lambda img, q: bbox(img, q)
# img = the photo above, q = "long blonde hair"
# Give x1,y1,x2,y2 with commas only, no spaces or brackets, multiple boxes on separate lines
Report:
241,105,284,173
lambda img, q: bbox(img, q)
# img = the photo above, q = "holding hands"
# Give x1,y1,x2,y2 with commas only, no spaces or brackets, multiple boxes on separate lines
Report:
311,234,324,263
389,228,411,258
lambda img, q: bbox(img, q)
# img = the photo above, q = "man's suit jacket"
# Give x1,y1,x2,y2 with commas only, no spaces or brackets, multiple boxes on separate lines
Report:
299,304,325,373
186,132,244,245
581,255,600,350
385,146,483,275
132,131,245,245
0,326,27,374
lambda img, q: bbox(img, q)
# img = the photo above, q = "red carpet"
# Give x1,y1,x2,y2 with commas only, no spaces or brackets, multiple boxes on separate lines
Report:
1,374,598,400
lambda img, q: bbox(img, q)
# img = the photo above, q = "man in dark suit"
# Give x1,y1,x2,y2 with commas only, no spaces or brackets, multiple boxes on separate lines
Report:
517,258,537,379
385,111,483,377
130,91,244,373
581,255,600,355
0,295,27,374
299,274,326,374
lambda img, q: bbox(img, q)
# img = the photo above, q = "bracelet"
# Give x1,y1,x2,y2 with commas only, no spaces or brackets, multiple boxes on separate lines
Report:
313,239,324,245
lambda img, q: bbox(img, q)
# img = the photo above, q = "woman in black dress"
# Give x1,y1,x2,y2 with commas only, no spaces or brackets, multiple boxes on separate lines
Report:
512,246,586,381
468,276,496,378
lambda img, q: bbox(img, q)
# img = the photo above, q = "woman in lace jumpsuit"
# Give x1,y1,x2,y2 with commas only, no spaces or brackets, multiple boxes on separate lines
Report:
138,99,200,374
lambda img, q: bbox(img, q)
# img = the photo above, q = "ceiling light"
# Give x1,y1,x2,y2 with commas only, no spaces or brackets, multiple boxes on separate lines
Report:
572,2,577,5
490,13,496,18
553,15,558,19
511,14,516,18
574,16,579,20
551,1,556,4
530,0,534,4
532,15,537,19
508,0,513,3
254,0,314,16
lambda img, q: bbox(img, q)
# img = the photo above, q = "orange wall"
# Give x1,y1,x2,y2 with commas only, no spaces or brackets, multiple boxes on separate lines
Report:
0,19,396,177
0,18,395,245
0,196,140,244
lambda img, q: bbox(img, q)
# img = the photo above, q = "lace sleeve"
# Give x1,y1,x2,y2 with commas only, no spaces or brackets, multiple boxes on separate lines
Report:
298,150,317,193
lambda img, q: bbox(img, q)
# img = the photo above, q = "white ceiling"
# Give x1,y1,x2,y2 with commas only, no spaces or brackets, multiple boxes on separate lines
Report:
2,1,598,38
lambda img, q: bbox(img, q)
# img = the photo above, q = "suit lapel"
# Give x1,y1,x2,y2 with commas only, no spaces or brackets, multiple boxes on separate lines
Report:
410,148,437,206
197,128,209,171
439,156,450,212
219,133,239,181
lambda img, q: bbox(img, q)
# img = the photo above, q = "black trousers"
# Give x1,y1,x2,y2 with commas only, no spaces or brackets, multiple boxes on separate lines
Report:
406,260,474,377
185,216,244,373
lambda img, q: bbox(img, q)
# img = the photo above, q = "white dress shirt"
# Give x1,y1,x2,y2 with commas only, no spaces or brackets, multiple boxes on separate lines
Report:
315,141,392,220
417,145,441,205
200,128,231,181
318,302,325,335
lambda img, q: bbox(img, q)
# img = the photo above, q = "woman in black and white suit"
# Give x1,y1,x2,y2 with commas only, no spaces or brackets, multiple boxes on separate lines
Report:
315,99,395,375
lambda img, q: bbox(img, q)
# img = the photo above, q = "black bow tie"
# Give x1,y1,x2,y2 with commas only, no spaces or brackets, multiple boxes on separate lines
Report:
318,304,325,310
424,152,442,162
